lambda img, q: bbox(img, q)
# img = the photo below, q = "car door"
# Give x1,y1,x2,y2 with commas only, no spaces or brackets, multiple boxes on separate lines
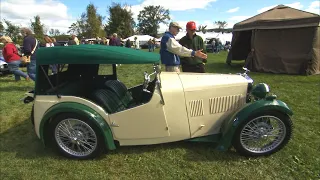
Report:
108,87,170,140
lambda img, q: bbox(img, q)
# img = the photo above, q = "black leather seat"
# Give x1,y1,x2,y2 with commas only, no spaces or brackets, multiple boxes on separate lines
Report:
90,89,126,114
104,80,136,108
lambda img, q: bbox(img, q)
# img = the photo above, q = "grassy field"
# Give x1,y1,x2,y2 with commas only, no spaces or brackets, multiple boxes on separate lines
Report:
0,49,319,180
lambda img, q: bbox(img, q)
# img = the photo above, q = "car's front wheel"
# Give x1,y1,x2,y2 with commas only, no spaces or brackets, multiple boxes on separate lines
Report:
49,113,104,159
233,111,292,157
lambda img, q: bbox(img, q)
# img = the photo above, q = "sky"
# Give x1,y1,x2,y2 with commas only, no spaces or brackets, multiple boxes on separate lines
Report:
1,0,319,35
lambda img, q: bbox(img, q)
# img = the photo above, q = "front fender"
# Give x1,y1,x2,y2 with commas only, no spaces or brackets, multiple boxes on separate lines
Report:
216,98,293,151
39,102,116,151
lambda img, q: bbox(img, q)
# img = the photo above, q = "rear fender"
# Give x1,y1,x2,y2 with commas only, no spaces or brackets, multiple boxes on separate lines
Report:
39,102,116,151
216,98,293,151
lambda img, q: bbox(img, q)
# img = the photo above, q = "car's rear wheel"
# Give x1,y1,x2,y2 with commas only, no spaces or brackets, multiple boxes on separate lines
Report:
232,111,292,157
49,113,104,159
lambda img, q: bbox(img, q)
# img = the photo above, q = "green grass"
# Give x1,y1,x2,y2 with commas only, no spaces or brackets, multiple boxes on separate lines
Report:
1,50,320,180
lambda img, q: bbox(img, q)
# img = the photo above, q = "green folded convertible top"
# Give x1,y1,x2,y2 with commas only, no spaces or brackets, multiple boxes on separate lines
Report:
36,44,160,65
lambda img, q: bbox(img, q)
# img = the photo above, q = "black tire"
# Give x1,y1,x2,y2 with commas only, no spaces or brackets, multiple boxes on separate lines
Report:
48,113,105,160
232,111,293,157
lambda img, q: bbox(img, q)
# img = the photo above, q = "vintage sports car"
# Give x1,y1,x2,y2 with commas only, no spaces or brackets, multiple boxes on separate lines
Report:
23,45,293,159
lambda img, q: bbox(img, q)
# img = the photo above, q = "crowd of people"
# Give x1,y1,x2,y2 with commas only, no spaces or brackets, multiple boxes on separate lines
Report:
0,29,139,82
0,27,83,82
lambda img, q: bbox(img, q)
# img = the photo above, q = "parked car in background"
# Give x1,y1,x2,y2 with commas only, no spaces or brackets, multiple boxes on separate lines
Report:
56,41,68,46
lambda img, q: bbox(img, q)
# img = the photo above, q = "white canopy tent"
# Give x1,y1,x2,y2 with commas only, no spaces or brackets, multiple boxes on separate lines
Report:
156,31,233,45
123,35,155,42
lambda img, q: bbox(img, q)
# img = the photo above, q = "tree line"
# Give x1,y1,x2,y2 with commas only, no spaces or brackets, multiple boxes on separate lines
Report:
0,2,230,45
68,3,171,39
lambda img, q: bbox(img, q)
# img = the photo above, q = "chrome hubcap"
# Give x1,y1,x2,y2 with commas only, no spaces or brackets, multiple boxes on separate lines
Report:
55,118,97,157
240,115,286,154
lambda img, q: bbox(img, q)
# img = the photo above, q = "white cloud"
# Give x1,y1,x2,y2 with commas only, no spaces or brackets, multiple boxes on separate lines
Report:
1,0,76,34
128,0,217,21
226,7,240,13
157,20,219,33
257,5,277,13
228,16,251,22
257,2,304,13
226,16,251,28
286,2,304,9
305,1,320,14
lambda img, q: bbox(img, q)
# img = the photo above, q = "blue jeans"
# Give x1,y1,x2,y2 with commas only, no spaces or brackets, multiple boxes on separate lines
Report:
27,59,36,81
7,60,28,81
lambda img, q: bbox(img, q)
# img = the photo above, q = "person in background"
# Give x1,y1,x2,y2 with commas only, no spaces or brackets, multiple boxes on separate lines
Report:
179,21,207,73
109,33,121,46
211,39,215,53
44,35,54,47
160,22,207,72
125,39,131,48
215,38,220,54
21,27,39,81
0,36,29,81
74,35,80,45
148,38,153,52
134,36,140,50
44,36,57,75
51,38,60,46
68,35,76,45
152,38,156,51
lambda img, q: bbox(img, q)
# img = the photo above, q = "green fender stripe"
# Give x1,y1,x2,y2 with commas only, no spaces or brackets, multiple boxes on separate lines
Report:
216,99,293,151
39,102,116,150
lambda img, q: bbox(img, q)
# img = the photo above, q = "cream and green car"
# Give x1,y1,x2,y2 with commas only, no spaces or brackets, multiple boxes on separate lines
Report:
23,45,293,159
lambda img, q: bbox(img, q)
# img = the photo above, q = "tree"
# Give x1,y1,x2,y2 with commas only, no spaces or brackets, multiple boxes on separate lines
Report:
105,3,135,38
30,15,45,41
214,21,228,31
68,22,82,35
0,21,4,34
54,29,60,36
197,25,207,34
85,3,104,38
3,19,22,44
68,3,105,38
49,28,61,36
137,5,170,37
49,29,55,36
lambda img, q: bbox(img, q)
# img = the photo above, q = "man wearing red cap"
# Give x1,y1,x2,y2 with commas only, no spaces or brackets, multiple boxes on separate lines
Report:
179,21,207,73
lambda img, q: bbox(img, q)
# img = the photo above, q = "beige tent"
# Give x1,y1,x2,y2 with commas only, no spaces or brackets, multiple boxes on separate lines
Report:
226,5,320,75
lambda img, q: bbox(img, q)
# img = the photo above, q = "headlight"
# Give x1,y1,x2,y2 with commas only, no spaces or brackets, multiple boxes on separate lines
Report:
251,83,270,99
0,65,3,69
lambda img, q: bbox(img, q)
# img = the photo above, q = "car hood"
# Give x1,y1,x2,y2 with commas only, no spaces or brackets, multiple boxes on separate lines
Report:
177,72,249,92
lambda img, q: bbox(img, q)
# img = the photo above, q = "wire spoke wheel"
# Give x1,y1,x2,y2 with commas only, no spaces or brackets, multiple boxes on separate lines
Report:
239,115,286,154
54,118,98,157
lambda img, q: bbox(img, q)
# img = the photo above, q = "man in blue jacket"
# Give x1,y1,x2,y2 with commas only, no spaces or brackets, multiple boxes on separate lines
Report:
21,27,39,81
160,22,207,72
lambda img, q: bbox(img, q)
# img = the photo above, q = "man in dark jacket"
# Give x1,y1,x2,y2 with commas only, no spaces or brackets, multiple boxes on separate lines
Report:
179,21,207,73
21,27,39,81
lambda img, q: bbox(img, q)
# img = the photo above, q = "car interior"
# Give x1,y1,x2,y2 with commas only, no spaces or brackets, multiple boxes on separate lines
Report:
37,63,157,114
